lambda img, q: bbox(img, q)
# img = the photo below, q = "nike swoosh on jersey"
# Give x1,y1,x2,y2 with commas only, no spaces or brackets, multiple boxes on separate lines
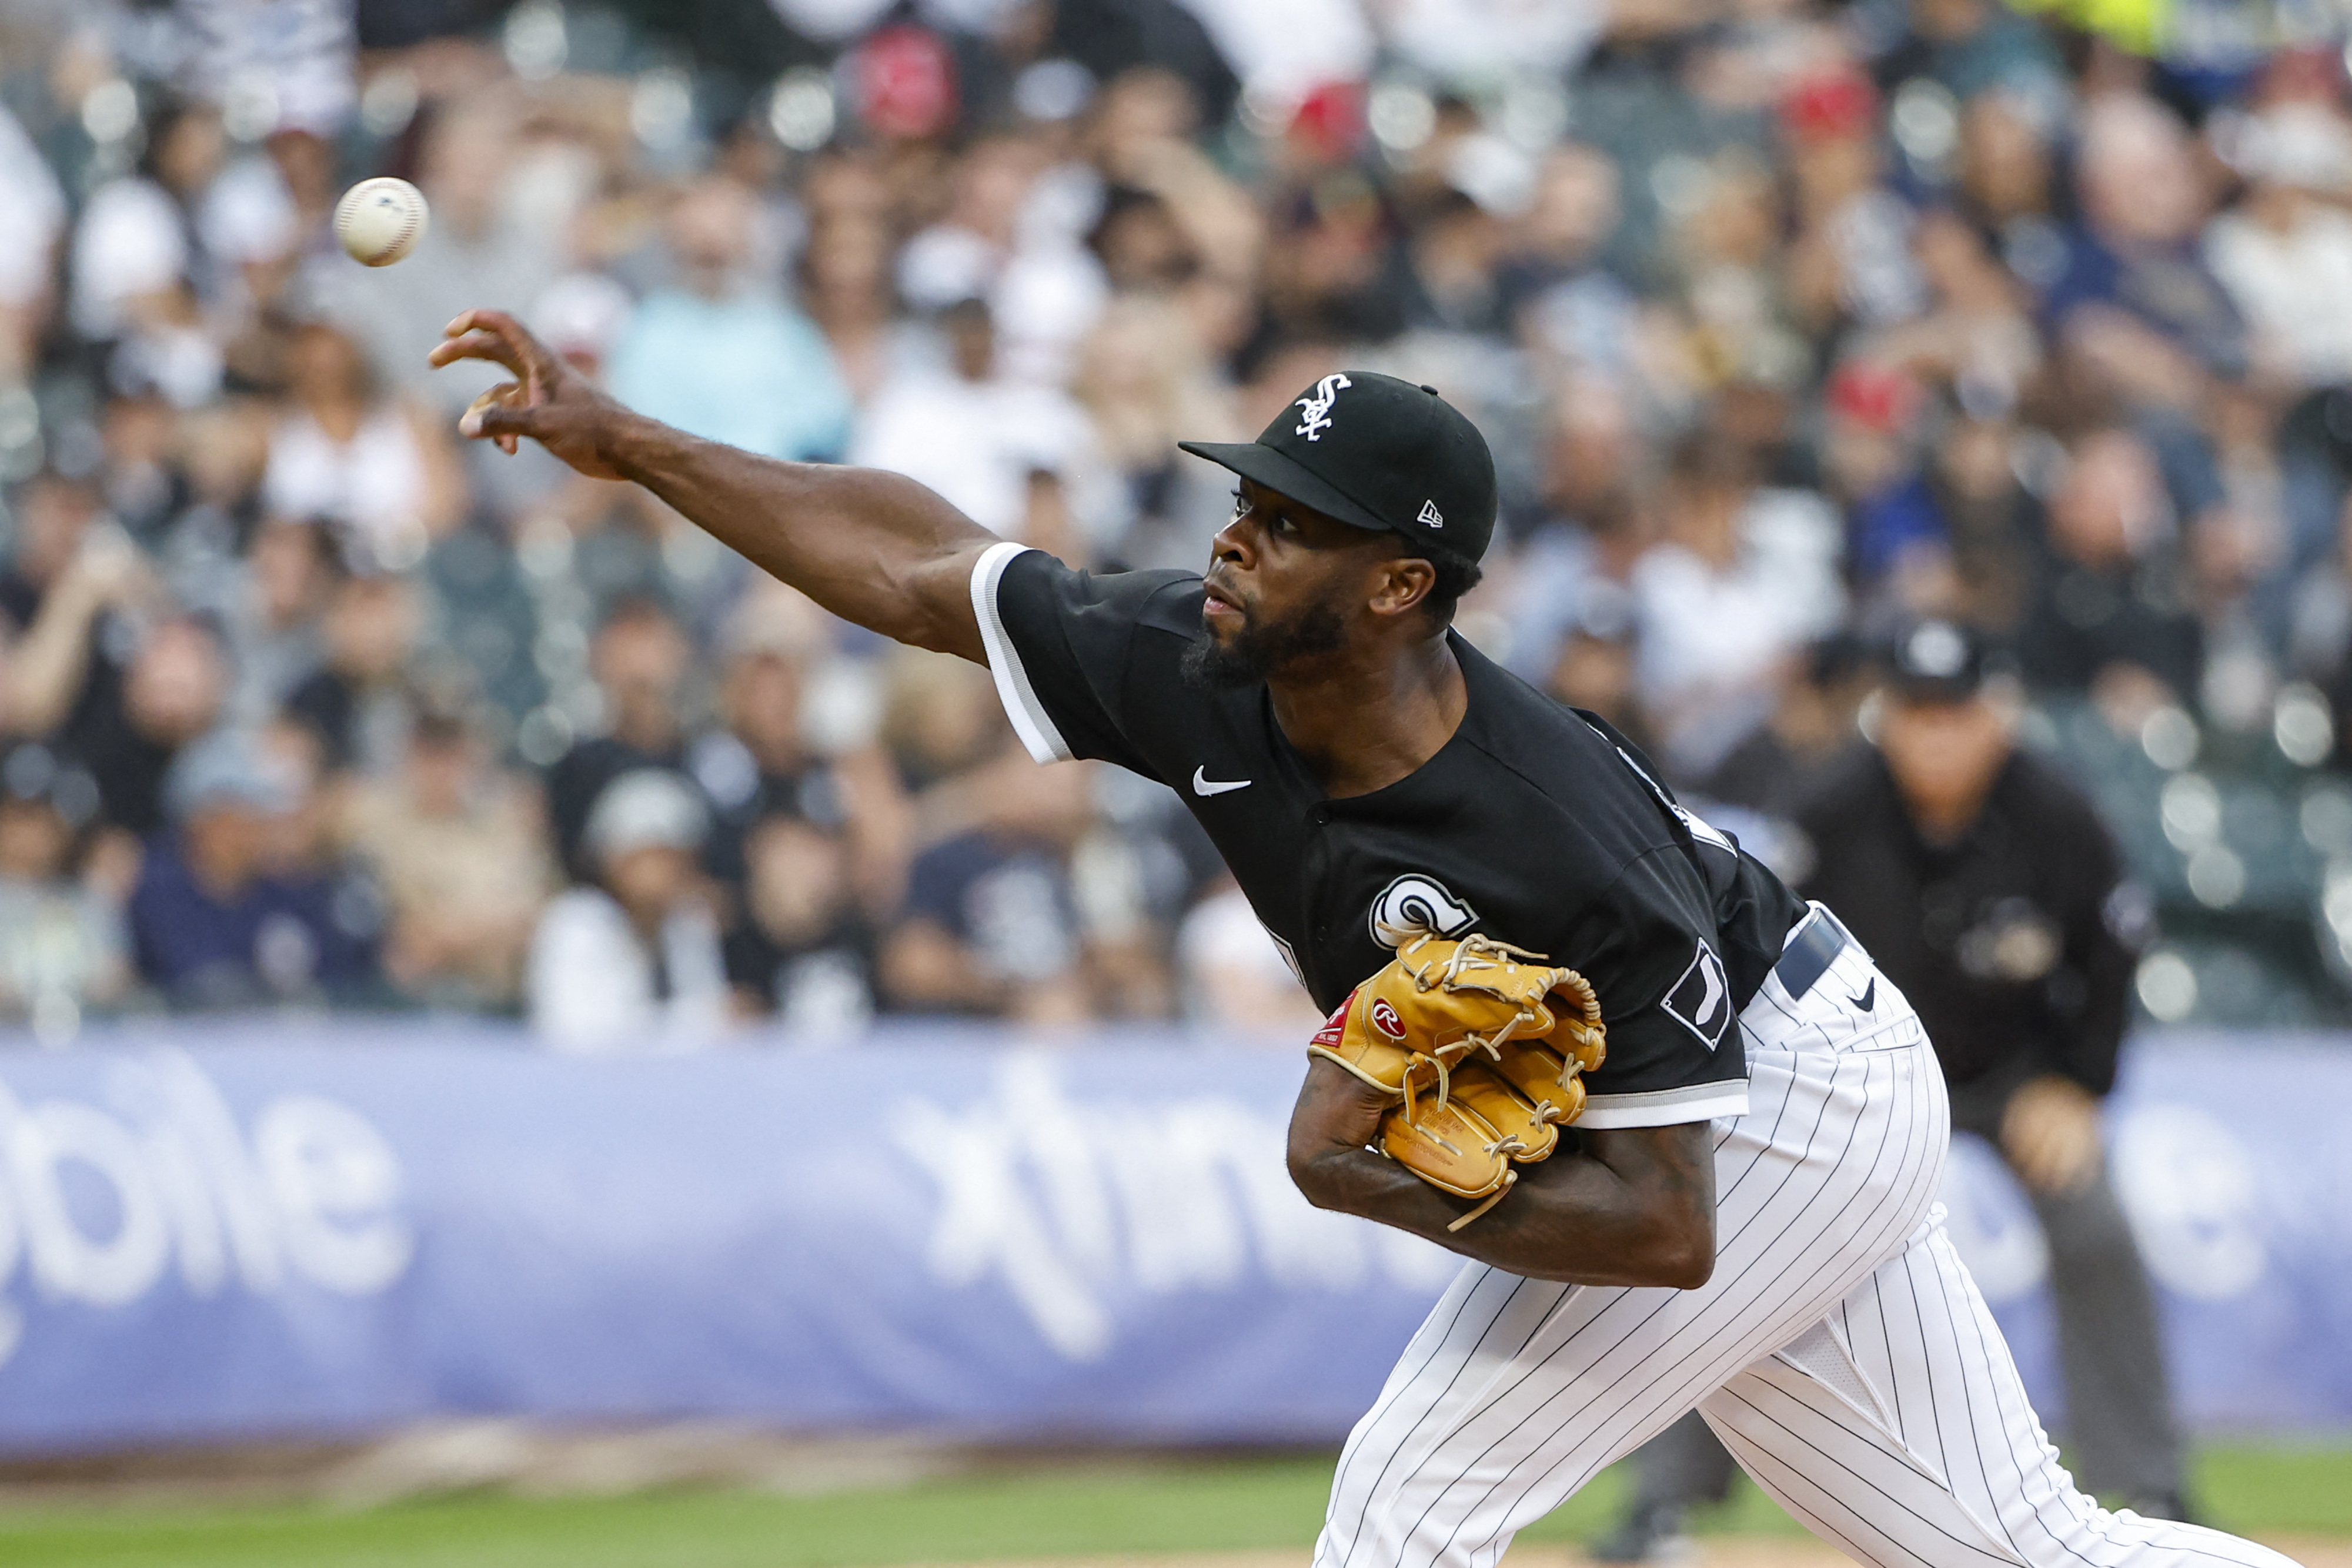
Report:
1849,978,1876,1012
1191,766,1251,797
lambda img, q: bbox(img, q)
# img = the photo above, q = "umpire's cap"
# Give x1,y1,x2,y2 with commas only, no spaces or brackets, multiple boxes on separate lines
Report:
1884,618,1988,703
1180,372,1498,563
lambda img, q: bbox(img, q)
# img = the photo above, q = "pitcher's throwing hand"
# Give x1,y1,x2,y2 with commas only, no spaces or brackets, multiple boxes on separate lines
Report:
430,309,629,480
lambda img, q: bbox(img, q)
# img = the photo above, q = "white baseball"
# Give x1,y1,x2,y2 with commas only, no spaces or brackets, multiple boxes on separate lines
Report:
334,177,429,268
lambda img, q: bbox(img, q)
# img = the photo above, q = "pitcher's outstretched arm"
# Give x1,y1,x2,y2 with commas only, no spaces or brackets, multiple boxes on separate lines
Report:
432,308,996,661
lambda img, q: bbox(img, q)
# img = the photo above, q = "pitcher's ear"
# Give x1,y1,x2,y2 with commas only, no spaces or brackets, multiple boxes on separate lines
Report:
1368,554,1436,620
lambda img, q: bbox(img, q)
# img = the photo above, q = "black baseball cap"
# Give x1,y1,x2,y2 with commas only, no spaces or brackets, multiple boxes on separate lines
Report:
1178,372,1498,562
1884,618,1987,703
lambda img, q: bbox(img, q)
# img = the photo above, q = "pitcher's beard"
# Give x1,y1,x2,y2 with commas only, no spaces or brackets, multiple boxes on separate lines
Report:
1180,599,1347,690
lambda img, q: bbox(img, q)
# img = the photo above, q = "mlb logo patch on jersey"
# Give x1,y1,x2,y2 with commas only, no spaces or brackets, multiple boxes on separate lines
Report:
1663,941,1733,1050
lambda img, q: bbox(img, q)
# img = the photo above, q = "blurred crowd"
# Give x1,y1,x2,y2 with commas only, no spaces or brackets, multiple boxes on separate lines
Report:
4,0,2352,1045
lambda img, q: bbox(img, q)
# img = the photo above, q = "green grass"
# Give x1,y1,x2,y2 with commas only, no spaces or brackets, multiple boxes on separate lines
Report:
0,1443,2340,1568
2190,1443,2352,1536
0,1457,1343,1568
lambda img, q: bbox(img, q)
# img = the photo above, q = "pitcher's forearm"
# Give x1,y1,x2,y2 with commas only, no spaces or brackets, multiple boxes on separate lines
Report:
1285,1059,1718,1289
1293,1143,1713,1288
605,416,997,659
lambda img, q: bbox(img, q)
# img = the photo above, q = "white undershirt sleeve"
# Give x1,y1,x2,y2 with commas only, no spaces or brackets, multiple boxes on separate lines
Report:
1575,1081,1751,1128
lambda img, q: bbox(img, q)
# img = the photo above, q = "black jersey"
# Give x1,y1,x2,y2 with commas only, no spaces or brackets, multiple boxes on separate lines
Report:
1795,747,2139,1095
973,544,1810,1128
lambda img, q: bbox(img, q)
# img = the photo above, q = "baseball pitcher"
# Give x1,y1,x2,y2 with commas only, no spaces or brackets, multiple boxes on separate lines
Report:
434,314,2298,1568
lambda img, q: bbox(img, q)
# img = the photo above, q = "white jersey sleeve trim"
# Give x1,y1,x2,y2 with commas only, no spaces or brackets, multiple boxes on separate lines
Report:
968,540,1074,765
1576,1080,1750,1128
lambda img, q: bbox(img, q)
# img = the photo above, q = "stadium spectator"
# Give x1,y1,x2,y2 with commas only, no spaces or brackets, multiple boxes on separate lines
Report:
2,474,160,748
2207,103,2352,393
606,177,855,465
799,203,901,406
1506,143,1636,370
0,102,64,382
882,814,1091,1024
1630,434,1846,780
724,811,877,1033
1922,412,2044,636
1819,358,1941,602
68,99,227,349
1699,634,1873,821
2047,96,2246,411
543,596,701,880
95,392,186,544
51,611,229,841
894,132,1108,386
851,295,1125,554
2014,426,2204,714
1953,89,2064,287
262,320,467,569
284,569,420,776
1175,874,1321,1035
1,470,106,633
1070,293,1246,571
527,767,730,1050
1875,0,2068,105
340,705,553,1008
128,728,379,1008
256,713,343,881
873,648,1094,1022
228,516,339,726
0,741,126,1029
1495,385,1645,685
689,604,911,916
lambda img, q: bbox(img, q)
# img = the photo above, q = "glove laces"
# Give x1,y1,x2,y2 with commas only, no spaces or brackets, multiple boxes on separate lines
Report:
1398,932,1592,1081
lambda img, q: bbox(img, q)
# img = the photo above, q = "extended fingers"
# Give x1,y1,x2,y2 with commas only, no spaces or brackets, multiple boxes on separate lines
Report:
429,330,524,376
430,309,550,378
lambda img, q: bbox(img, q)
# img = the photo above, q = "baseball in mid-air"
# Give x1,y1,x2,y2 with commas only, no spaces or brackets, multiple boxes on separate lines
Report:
334,177,429,267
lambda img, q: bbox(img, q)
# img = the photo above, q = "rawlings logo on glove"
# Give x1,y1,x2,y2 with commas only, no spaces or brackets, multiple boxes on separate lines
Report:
1307,934,1607,1232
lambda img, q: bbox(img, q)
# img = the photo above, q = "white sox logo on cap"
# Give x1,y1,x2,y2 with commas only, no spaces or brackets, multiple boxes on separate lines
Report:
1294,373,1351,442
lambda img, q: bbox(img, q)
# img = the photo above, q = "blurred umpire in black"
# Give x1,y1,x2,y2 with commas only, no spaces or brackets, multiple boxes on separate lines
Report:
1594,617,2187,1562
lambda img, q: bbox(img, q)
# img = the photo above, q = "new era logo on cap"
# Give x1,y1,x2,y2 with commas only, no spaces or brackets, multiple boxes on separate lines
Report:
1418,500,1443,530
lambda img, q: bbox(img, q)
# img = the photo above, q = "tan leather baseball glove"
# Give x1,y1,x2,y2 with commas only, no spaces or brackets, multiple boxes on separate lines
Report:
1307,934,1607,1231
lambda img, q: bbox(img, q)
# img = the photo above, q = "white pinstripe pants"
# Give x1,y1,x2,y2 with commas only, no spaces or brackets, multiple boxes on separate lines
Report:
1314,940,2301,1568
